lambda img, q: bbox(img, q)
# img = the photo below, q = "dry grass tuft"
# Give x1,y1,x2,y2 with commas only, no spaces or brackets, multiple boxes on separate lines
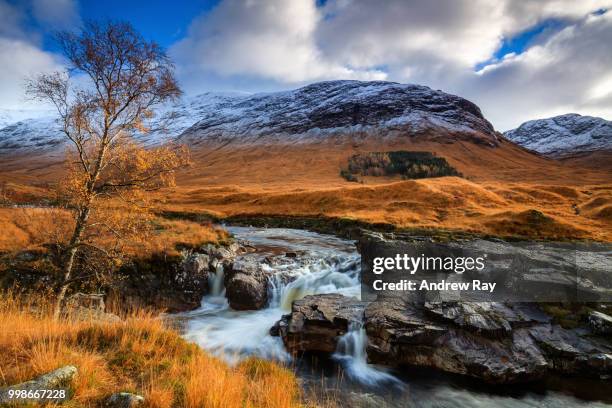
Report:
0,293,305,408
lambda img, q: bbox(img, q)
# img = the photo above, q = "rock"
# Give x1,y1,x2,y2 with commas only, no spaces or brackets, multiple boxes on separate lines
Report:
423,302,516,339
105,392,144,408
64,293,121,323
110,242,240,313
588,311,612,335
0,366,77,405
365,297,548,383
70,306,122,323
342,391,389,408
277,294,365,353
529,324,612,377
66,292,105,312
224,257,269,310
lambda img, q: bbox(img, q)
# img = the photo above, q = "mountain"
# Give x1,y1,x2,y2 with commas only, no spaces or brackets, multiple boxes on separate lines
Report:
0,81,500,153
3,80,609,187
504,113,612,157
178,80,499,147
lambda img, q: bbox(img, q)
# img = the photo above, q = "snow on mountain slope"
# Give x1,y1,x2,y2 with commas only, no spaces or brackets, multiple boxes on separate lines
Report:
504,113,612,157
180,80,499,146
0,80,499,154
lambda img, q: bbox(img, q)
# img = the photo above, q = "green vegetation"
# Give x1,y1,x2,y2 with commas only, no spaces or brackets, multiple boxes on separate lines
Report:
342,151,461,180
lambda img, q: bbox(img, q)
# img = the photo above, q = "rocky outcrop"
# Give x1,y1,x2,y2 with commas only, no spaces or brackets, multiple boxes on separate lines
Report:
275,294,612,384
0,366,76,405
105,392,144,408
111,243,241,312
272,294,366,353
224,257,269,310
365,296,549,383
589,311,612,334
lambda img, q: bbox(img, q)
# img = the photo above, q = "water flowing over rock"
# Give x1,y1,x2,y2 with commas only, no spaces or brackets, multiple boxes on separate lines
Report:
110,243,241,312
588,310,612,335
273,294,366,353
277,291,612,383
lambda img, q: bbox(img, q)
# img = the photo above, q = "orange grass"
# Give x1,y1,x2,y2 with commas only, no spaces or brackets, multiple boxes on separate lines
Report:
0,293,305,408
0,207,228,256
159,178,612,241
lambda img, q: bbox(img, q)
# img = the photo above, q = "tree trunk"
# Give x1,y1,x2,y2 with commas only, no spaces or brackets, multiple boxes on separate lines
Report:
53,206,91,319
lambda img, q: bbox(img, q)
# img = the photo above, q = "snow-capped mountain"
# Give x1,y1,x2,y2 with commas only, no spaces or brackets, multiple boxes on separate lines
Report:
0,80,499,153
504,113,612,157
179,80,498,146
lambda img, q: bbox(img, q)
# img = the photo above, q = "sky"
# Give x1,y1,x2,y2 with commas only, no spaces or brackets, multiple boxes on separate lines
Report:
1,0,611,131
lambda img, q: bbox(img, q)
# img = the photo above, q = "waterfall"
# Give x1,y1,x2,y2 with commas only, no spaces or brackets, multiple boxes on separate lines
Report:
209,263,225,297
333,321,401,386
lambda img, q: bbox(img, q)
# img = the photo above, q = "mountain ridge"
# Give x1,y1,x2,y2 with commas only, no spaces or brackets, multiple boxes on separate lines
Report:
504,113,612,157
0,80,500,153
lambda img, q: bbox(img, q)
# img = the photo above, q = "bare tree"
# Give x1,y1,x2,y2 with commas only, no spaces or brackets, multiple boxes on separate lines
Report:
26,21,189,318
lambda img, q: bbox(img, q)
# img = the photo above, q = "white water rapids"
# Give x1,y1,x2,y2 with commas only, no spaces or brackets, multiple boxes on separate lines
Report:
179,226,390,384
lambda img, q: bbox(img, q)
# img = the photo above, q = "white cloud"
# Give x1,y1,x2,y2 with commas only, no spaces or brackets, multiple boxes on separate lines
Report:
172,0,612,130
0,0,64,110
460,11,612,130
30,0,80,30
171,0,385,85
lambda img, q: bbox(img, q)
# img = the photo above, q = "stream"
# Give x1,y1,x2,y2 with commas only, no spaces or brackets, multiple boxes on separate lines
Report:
173,226,611,407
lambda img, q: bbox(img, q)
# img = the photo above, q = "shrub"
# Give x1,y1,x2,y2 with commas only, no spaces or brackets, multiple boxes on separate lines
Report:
344,151,461,180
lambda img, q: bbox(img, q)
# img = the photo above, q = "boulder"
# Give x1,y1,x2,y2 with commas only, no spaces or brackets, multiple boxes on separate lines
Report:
365,297,549,383
65,293,121,323
0,366,76,405
66,292,105,312
588,311,612,335
275,294,365,353
105,392,144,408
224,257,269,310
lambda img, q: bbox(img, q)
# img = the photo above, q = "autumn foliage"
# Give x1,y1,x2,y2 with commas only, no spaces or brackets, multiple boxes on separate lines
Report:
0,293,304,408
25,21,190,316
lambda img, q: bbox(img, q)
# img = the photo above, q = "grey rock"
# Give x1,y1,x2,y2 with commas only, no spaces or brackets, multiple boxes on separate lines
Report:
365,297,548,383
589,311,612,335
105,392,144,408
66,292,106,312
224,257,269,310
0,365,76,405
277,293,366,353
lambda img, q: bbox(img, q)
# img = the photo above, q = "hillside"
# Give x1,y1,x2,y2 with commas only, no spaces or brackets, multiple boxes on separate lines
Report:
0,80,610,241
505,113,612,157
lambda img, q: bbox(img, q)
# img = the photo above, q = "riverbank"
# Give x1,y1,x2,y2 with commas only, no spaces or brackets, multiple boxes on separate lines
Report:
0,293,306,408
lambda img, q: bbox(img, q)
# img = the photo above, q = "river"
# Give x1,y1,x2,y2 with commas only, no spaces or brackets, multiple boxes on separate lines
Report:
173,226,611,407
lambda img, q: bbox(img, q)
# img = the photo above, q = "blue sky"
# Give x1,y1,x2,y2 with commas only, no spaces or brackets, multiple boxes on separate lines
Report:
1,0,611,130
